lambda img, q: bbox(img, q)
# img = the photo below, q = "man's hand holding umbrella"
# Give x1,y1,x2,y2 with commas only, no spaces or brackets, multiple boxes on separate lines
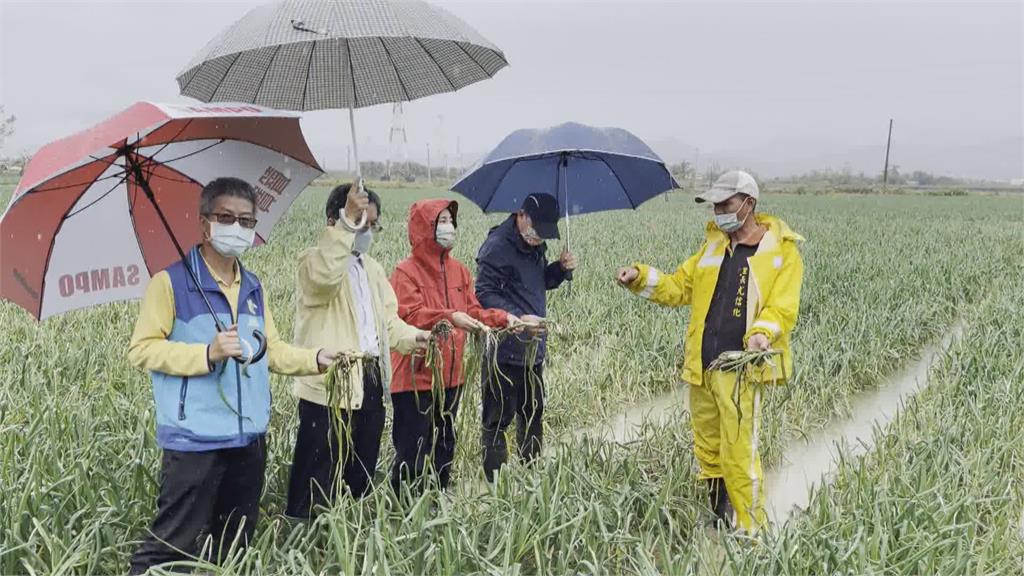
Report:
208,326,244,363
343,184,371,229
559,249,578,274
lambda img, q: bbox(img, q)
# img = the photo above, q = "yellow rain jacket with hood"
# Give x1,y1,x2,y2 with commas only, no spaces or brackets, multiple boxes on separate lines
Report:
627,213,804,386
626,212,803,533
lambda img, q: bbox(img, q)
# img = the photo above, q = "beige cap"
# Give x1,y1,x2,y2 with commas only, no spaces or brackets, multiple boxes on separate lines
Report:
695,170,759,204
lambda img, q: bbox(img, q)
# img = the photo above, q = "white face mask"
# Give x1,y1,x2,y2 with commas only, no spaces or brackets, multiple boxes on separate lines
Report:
435,222,457,249
714,198,750,234
521,225,543,246
209,221,255,258
352,228,374,255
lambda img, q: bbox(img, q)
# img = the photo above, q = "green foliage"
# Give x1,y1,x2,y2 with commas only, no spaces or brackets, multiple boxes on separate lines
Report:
2,183,1022,574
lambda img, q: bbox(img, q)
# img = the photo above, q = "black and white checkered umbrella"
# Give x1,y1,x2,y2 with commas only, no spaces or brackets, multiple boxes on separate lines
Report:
176,0,507,207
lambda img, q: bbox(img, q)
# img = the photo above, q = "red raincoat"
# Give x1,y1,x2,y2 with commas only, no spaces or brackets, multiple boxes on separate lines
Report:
390,199,509,393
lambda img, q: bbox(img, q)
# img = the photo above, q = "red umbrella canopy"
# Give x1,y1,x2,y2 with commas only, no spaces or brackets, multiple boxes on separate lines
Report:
0,101,322,320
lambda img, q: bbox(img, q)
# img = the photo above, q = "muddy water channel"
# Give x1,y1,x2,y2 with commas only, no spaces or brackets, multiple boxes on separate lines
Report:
579,322,964,524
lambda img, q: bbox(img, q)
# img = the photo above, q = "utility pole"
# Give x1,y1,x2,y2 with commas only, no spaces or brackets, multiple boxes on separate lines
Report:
436,114,447,181
386,103,408,181
426,143,432,185
694,147,700,191
882,118,893,193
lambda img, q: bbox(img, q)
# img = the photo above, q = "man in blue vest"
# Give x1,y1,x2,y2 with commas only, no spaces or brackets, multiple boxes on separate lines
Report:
127,177,336,574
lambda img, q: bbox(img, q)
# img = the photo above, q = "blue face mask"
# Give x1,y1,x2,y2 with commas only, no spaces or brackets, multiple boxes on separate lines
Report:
714,199,750,233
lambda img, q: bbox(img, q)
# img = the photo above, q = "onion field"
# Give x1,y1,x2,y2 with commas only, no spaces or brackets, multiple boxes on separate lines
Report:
2,180,1022,575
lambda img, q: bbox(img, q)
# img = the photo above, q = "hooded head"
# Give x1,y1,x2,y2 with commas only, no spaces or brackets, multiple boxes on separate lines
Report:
407,199,459,269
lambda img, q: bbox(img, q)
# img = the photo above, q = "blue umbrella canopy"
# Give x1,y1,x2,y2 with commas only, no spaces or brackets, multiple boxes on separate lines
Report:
451,122,678,216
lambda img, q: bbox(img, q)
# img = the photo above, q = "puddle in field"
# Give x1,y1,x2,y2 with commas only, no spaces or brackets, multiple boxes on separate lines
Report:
576,384,688,444
764,322,964,522
577,322,964,526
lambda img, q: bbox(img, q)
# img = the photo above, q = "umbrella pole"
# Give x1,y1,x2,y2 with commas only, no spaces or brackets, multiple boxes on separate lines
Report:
127,155,269,363
349,106,361,183
342,106,368,230
560,153,573,293
127,156,226,333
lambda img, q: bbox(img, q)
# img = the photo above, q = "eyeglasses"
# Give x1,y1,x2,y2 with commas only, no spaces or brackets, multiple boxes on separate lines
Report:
204,212,258,229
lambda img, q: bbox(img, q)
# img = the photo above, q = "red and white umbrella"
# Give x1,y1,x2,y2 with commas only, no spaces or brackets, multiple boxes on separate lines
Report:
0,101,322,320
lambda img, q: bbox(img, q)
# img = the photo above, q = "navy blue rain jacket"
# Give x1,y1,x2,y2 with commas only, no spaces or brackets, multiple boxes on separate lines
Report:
475,216,567,366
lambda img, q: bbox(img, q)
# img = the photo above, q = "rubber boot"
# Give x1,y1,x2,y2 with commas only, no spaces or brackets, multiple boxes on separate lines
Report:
706,478,734,530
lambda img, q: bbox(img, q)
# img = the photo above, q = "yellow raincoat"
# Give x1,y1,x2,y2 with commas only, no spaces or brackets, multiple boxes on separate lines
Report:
627,212,804,532
291,226,422,410
628,213,804,386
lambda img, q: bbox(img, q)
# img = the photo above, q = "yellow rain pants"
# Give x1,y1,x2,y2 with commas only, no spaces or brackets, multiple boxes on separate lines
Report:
690,370,765,532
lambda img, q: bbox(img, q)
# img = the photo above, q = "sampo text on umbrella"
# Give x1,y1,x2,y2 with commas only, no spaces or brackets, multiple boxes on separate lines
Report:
59,265,141,297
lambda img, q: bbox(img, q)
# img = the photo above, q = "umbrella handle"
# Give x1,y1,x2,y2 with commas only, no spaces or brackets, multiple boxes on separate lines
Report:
339,207,368,227
234,329,267,377
338,177,369,230
248,329,268,364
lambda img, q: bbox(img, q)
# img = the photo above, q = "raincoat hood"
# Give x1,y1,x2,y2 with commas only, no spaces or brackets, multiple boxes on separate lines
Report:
408,199,459,273
391,199,508,393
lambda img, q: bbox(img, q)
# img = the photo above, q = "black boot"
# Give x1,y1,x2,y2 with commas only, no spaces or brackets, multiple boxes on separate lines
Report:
706,478,734,530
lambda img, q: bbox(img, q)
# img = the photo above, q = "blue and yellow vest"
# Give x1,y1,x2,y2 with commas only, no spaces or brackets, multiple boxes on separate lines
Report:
152,247,270,451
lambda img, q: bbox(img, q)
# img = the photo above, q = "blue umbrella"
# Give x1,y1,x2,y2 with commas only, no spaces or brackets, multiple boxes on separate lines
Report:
451,122,678,253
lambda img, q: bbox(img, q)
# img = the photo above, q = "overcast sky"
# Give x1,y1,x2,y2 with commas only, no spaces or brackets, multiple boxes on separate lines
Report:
1,0,1021,179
